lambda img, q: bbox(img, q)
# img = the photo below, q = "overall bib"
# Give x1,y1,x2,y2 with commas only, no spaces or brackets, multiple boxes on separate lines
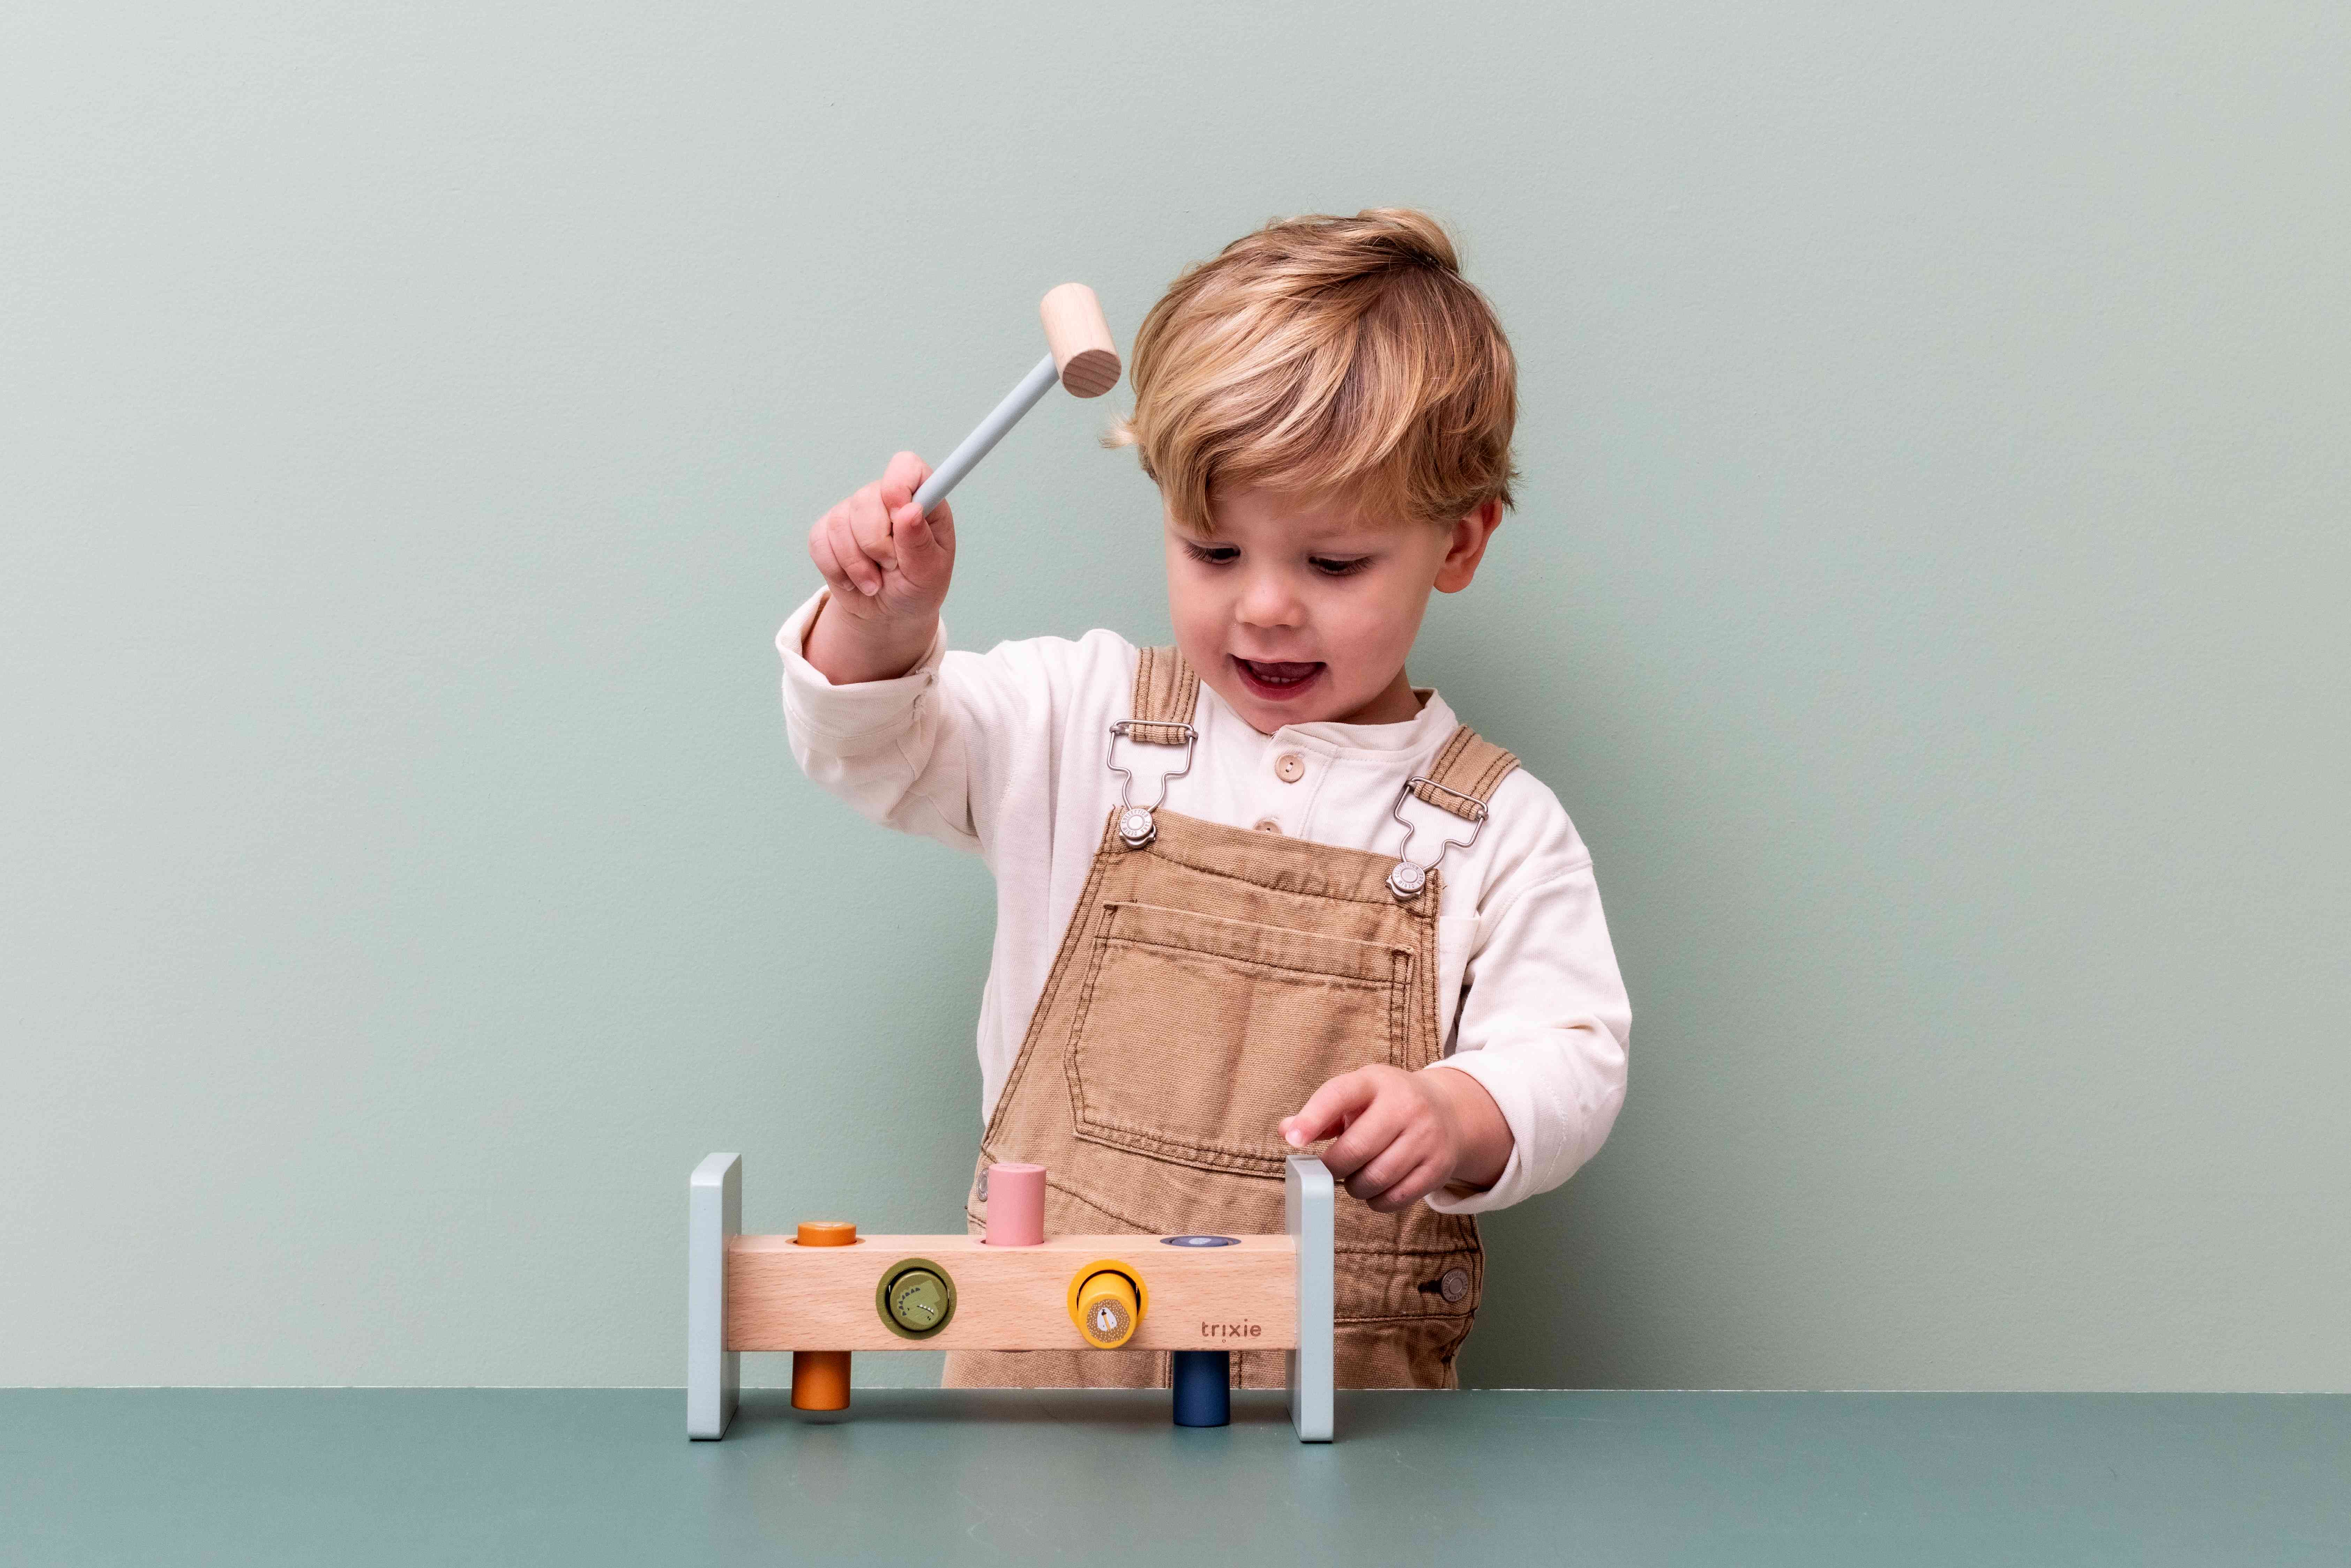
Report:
944,648,1520,1391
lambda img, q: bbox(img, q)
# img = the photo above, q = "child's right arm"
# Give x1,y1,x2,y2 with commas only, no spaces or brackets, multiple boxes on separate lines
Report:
802,450,956,685
784,451,1112,863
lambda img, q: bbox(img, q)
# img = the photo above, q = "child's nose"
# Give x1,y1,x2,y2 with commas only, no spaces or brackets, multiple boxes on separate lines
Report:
1235,569,1306,628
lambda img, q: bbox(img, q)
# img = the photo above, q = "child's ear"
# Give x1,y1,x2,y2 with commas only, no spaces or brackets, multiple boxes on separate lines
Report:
1433,499,1504,593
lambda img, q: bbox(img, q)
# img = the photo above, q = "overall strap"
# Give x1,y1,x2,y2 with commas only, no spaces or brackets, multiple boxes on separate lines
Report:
1127,645,1200,746
1408,725,1520,820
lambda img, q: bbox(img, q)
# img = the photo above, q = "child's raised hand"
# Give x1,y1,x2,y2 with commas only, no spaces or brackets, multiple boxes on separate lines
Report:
1279,1064,1513,1213
803,451,956,683
809,450,957,625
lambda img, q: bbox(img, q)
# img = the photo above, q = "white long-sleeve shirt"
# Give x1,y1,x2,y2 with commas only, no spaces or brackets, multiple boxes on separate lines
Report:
777,589,1630,1214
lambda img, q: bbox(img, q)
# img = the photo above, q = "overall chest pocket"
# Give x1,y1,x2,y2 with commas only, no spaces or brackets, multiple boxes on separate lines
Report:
1062,901,1412,1175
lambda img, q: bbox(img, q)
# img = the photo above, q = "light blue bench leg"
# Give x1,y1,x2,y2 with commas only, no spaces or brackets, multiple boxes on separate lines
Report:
1285,1156,1334,1442
687,1153,740,1440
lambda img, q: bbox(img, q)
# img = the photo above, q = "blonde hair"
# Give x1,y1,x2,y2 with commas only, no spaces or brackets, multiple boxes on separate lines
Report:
1111,209,1517,533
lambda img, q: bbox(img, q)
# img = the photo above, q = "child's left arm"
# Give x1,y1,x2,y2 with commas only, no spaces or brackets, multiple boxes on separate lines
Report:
1280,836,1632,1214
1280,1064,1513,1214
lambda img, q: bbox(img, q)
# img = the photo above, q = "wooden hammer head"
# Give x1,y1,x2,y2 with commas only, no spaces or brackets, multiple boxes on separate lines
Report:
1039,283,1121,398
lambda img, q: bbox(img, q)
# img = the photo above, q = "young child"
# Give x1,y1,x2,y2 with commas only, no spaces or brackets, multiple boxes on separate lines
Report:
780,210,1629,1391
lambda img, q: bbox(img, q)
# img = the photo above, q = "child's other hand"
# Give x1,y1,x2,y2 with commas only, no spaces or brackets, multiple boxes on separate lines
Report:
803,452,955,683
1279,1065,1512,1213
809,450,957,627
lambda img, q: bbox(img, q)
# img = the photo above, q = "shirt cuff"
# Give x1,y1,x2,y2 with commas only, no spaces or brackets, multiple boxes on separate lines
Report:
774,588,950,748
1419,1056,1539,1215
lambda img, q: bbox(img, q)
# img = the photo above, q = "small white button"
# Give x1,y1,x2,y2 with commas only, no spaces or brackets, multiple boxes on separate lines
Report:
1275,752,1306,783
1254,818,1282,834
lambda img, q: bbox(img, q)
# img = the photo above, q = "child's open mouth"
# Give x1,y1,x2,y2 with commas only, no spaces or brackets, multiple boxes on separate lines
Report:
1232,657,1326,702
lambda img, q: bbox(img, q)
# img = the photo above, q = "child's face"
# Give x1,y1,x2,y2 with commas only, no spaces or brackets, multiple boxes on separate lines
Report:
1164,486,1502,734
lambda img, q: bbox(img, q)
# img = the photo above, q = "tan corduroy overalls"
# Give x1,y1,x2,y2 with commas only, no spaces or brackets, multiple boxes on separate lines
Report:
943,648,1520,1391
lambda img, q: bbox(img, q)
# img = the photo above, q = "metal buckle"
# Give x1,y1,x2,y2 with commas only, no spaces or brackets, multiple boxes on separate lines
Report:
1386,778,1488,900
1106,720,1197,849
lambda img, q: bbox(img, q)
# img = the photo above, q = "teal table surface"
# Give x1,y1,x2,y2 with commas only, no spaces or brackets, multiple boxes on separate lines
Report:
3,1389,2344,1566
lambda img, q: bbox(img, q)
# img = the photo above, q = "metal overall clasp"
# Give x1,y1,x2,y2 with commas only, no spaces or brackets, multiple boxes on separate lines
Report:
1106,720,1197,850
1385,777,1487,900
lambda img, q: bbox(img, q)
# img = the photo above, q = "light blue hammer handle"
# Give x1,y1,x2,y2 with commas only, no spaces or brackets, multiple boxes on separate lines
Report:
910,283,1121,517
912,354,1060,515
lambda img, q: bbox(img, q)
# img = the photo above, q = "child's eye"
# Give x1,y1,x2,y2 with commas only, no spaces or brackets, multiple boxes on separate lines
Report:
1309,556,1373,578
1183,541,1239,566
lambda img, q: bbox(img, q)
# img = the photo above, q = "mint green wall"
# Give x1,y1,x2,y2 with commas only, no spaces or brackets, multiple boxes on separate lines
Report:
3,3,2344,1390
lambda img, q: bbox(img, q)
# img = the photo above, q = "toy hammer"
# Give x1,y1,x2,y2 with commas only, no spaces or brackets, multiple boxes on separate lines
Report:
910,284,1121,515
